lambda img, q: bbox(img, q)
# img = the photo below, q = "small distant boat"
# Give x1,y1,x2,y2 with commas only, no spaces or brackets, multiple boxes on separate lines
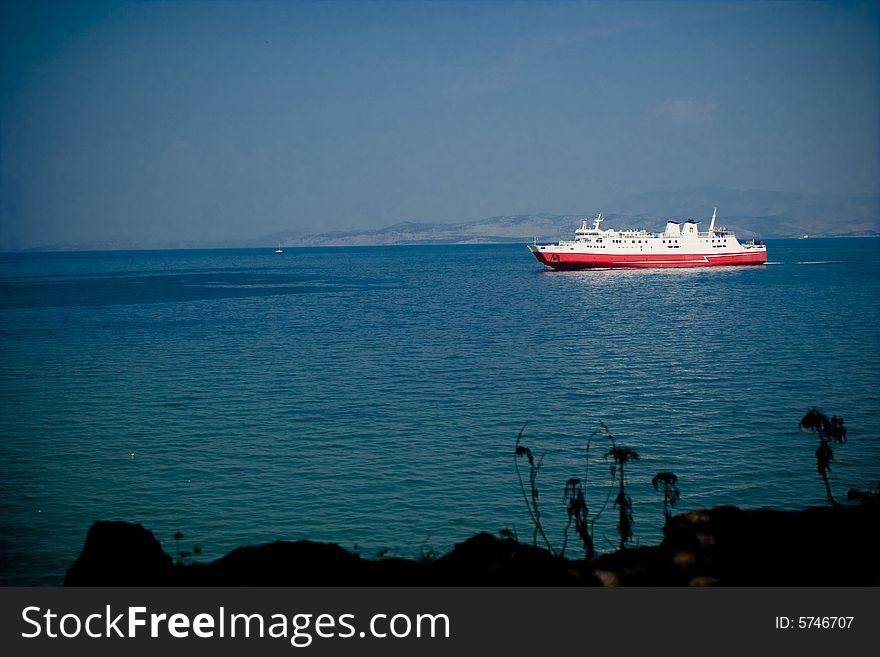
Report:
798,235,809,240
275,243,283,253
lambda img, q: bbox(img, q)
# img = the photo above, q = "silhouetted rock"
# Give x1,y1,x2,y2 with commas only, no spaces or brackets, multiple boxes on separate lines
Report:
201,540,366,586
659,505,880,586
587,504,880,586
64,505,880,586
64,521,174,586
431,532,594,585
589,546,684,586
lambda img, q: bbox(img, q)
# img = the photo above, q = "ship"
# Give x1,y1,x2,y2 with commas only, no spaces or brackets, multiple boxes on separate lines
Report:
528,208,766,269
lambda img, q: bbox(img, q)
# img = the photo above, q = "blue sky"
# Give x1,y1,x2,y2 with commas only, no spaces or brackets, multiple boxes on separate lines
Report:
1,0,878,248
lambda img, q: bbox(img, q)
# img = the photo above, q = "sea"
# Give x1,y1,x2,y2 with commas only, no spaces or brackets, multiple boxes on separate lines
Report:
1,238,879,585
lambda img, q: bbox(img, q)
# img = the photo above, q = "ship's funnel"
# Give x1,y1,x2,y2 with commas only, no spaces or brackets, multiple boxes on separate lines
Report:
664,221,681,237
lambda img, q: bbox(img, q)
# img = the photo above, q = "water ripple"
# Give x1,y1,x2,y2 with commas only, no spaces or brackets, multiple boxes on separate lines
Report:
1,240,878,584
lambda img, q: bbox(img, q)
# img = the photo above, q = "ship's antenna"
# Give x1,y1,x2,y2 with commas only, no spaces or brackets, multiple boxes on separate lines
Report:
709,207,717,232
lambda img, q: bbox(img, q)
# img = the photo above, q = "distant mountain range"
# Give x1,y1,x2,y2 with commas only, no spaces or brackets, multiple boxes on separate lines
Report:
262,186,879,246
22,187,880,251
608,186,880,239
258,214,585,247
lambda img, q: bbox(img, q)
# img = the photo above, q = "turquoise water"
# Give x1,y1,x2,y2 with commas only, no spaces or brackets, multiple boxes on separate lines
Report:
1,239,879,585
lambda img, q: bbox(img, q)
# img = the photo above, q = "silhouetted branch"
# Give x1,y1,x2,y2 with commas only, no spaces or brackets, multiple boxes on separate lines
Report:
799,408,847,506
514,427,556,555
605,446,640,549
652,471,681,520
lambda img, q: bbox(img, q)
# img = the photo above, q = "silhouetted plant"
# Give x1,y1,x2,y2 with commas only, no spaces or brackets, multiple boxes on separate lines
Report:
173,531,184,564
513,422,634,557
799,408,847,506
417,547,439,564
498,528,518,542
606,446,640,550
558,421,616,560
652,471,680,520
561,478,594,559
514,427,556,554
172,532,202,565
587,421,621,547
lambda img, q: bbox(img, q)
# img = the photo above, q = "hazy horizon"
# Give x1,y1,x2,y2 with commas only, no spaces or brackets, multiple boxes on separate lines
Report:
2,1,879,250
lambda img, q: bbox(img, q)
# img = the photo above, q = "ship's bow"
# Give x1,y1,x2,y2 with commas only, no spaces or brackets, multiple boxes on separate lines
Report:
528,244,549,266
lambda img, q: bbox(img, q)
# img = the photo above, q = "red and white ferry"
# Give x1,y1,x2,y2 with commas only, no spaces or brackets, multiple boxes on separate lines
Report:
528,209,766,269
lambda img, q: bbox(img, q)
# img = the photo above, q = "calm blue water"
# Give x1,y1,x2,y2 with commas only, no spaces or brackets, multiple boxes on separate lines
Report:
1,239,879,585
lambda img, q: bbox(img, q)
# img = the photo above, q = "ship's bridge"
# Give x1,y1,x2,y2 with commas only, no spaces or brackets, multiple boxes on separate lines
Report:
575,213,606,236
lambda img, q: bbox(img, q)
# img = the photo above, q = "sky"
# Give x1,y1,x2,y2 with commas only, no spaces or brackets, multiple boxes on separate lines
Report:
1,0,878,249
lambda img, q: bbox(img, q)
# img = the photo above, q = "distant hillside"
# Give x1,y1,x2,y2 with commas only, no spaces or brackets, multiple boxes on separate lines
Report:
21,187,879,251
609,186,880,238
264,214,585,247
265,187,878,246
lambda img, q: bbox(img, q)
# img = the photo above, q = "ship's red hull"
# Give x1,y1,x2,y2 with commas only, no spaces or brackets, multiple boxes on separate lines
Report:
531,249,767,269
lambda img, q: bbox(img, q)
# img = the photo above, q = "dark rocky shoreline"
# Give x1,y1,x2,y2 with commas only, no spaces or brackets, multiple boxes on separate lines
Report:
64,505,879,586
